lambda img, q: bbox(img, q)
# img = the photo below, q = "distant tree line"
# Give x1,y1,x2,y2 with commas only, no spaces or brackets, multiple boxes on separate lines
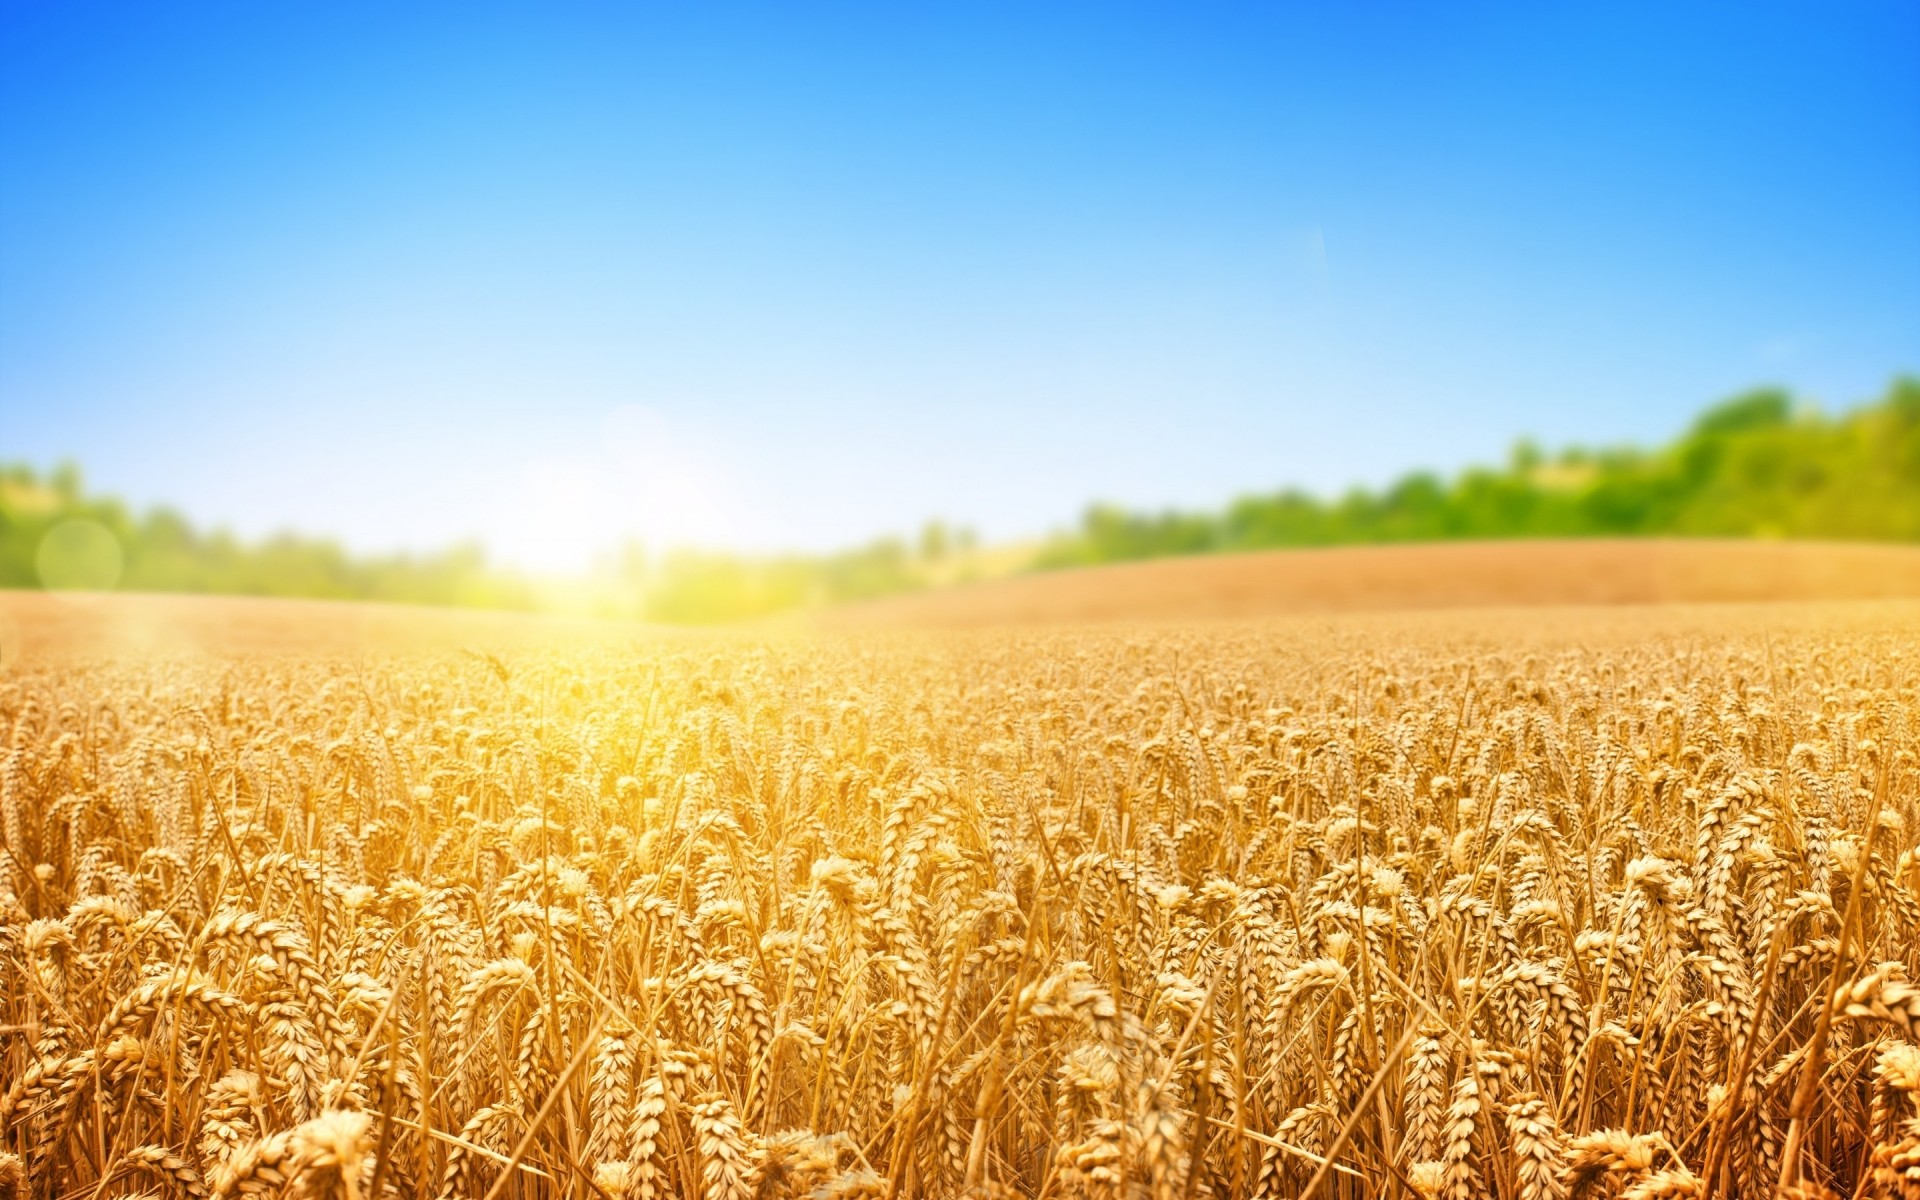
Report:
1036,377,1920,568
0,463,541,609
626,528,972,624
0,463,978,622
3,377,1916,621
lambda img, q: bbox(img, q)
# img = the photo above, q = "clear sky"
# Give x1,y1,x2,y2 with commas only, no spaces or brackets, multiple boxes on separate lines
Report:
2,3,1916,569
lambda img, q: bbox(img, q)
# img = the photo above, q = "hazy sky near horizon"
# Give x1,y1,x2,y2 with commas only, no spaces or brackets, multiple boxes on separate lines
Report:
3,3,1917,569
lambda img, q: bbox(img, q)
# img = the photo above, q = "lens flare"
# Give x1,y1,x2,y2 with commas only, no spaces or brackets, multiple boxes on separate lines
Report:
35,519,124,591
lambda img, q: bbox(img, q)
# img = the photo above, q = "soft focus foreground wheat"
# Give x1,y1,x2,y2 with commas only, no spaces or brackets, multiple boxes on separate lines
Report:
4,615,1920,1199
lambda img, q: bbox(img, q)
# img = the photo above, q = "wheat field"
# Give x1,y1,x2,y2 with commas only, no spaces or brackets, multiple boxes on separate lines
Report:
6,599,1920,1199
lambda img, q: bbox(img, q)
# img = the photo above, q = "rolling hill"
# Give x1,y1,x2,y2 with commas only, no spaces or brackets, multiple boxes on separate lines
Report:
826,537,1920,626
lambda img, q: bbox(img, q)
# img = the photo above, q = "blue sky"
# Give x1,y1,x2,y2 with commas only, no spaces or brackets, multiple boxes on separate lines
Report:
2,2,1916,568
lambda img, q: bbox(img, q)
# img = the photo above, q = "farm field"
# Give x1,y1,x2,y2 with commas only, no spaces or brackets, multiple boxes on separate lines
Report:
0,590,660,665
7,0,1913,1197
6,568,1920,1198
830,538,1920,627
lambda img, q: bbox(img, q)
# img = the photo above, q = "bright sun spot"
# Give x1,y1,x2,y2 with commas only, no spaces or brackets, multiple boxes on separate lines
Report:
482,405,742,573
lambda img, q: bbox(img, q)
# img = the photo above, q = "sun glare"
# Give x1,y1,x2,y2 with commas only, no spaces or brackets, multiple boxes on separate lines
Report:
477,406,740,577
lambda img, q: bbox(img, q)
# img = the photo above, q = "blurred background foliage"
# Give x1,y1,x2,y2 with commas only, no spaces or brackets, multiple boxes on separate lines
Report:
4,377,1917,622
1040,377,1920,567
0,464,541,609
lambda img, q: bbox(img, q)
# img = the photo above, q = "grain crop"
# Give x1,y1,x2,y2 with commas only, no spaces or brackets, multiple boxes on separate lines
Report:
4,602,1920,1198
